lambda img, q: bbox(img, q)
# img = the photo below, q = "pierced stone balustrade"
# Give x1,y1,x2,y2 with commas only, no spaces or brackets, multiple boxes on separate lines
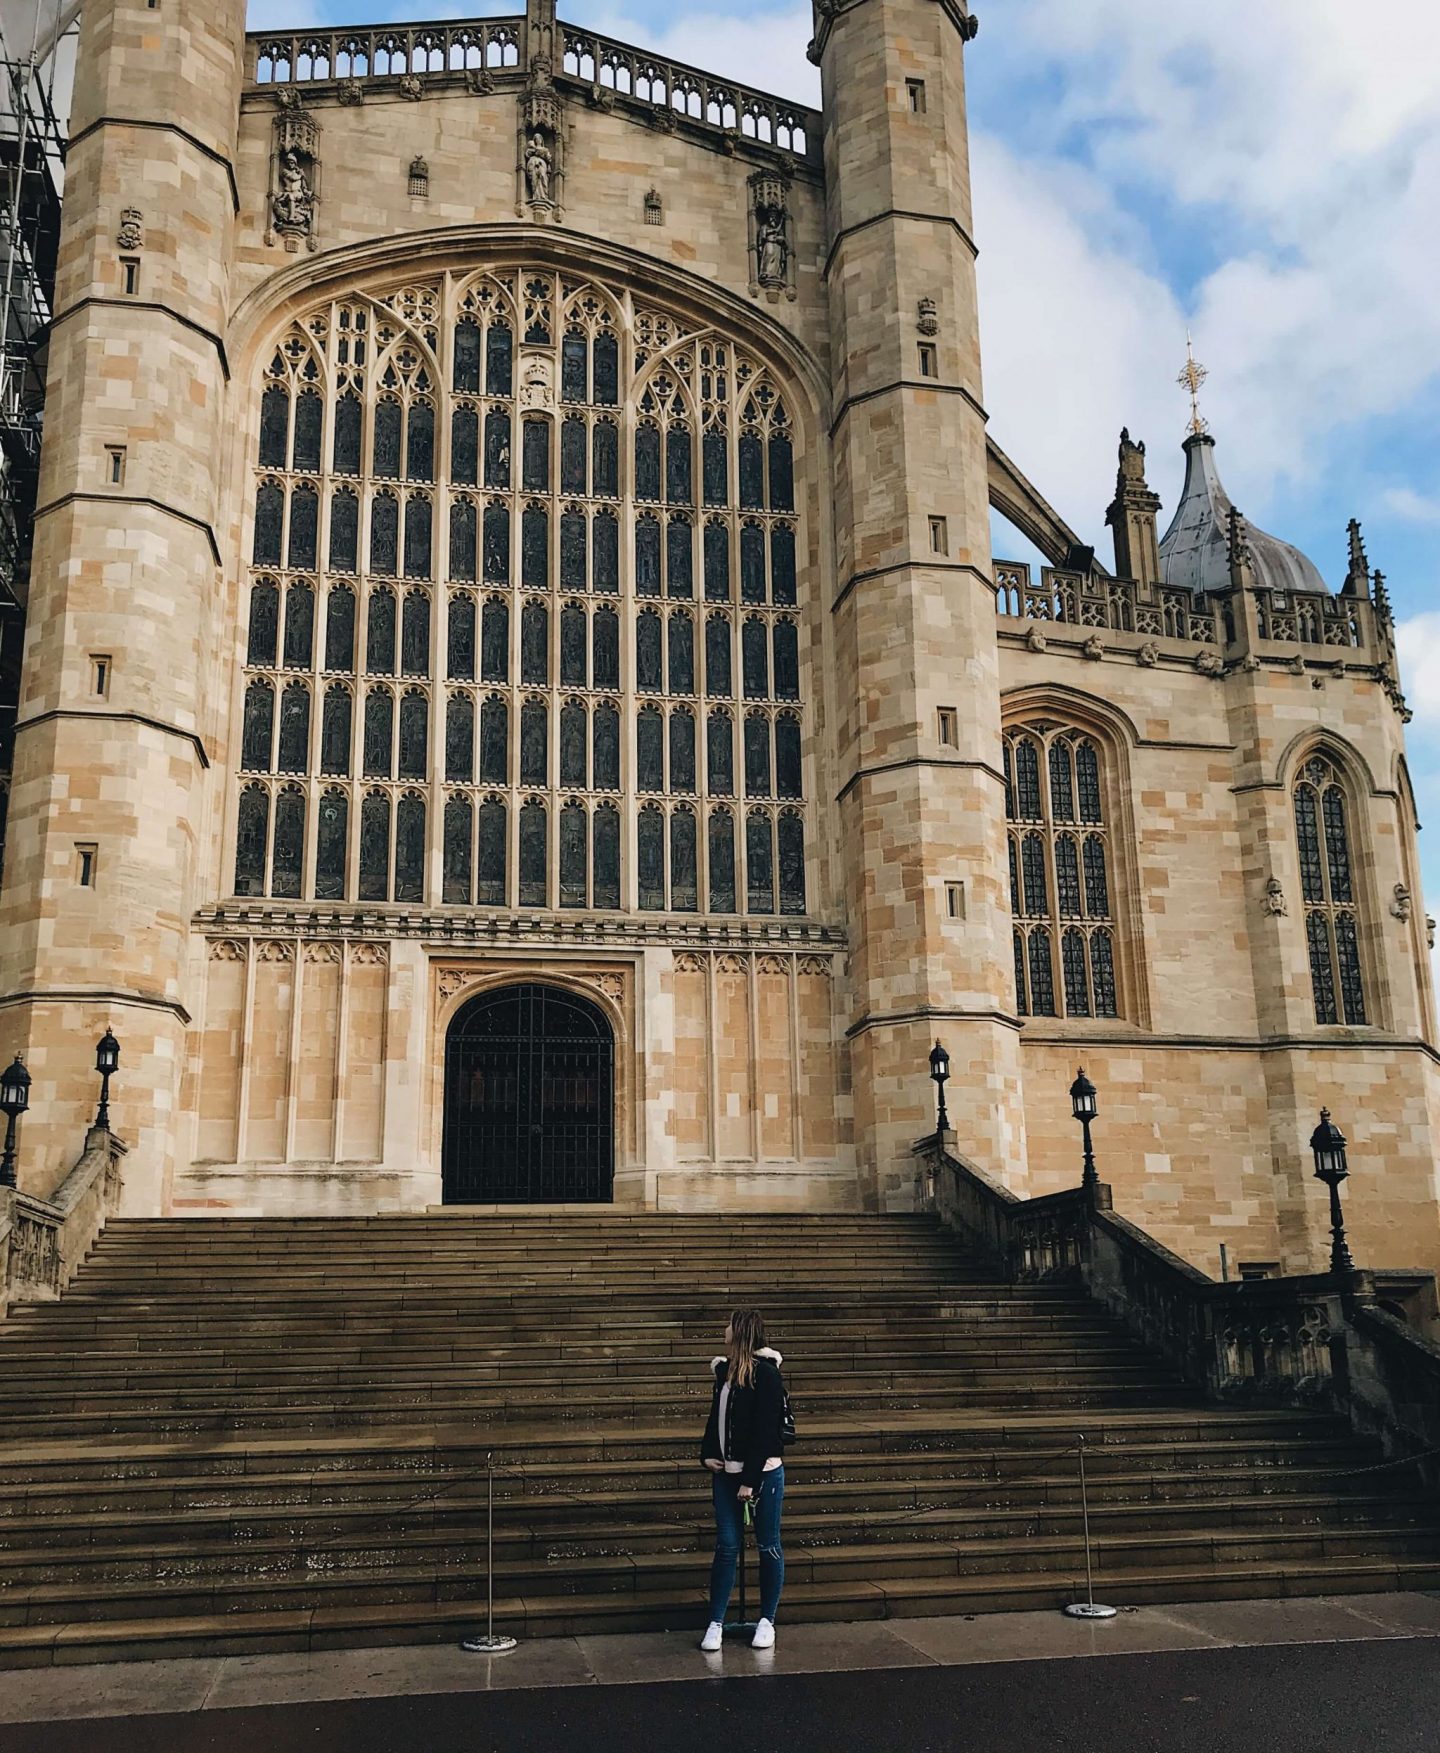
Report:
995,559,1382,657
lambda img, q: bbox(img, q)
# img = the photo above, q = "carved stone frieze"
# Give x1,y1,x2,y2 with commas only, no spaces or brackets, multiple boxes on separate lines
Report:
209,939,247,962
256,939,295,963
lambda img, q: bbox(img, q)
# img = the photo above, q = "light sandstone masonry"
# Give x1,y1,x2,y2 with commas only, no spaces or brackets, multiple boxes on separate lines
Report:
0,0,1435,1281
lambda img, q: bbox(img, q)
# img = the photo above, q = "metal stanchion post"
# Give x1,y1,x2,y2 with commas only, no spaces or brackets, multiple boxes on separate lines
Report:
460,1452,519,1653
1063,1435,1117,1621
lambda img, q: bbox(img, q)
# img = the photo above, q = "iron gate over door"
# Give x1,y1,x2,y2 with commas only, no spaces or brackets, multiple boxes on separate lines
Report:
443,983,615,1203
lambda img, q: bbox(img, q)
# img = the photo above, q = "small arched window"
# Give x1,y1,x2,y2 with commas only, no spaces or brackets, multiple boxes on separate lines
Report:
1294,752,1367,1025
1004,723,1123,1019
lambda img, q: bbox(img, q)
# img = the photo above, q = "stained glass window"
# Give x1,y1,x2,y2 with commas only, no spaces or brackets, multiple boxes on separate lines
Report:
1005,725,1122,1019
237,279,808,916
1295,753,1367,1026
248,581,279,668
235,784,269,895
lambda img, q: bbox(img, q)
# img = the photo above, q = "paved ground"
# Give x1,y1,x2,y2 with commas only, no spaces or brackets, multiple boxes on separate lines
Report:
3,1594,1440,1751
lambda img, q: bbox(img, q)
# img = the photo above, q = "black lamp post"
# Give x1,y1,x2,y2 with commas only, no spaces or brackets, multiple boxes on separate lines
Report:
929,1040,951,1138
94,1028,120,1131
1309,1107,1355,1275
0,1055,32,1191
1070,1067,1099,1197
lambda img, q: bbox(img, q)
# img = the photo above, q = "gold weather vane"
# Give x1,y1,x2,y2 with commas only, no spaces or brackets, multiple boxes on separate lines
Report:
1177,332,1209,437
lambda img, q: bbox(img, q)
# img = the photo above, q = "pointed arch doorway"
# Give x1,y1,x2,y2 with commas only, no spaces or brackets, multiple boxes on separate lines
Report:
442,983,615,1203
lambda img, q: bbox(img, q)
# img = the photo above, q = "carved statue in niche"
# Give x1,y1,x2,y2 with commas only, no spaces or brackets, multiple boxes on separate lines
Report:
757,214,787,286
524,131,553,206
749,171,795,302
274,151,313,231
267,103,320,253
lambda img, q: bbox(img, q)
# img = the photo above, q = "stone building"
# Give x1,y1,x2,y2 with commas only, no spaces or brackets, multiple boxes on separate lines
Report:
0,0,1435,1281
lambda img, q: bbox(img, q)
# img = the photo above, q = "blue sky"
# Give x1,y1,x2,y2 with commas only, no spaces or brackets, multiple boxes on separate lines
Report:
249,0,1440,914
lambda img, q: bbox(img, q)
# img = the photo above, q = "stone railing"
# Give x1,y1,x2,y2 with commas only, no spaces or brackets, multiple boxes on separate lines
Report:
247,19,524,86
995,561,1375,655
994,563,1219,645
244,16,819,163
0,1126,126,1318
559,25,816,160
916,1136,1440,1487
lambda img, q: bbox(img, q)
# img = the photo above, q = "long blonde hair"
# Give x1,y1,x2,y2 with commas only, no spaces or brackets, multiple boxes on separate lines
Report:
727,1308,767,1390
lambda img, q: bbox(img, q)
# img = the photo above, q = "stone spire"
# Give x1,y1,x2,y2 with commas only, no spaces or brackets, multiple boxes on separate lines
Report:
1342,519,1371,597
1105,427,1162,585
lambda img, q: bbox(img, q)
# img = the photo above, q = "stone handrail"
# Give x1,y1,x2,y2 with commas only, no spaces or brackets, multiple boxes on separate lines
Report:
994,560,1375,656
0,1126,126,1318
559,25,817,161
243,14,820,164
916,1136,1440,1488
994,562,1219,645
247,18,524,87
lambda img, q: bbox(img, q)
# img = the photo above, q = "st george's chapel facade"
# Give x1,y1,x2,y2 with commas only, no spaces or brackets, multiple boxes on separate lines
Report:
0,0,1436,1287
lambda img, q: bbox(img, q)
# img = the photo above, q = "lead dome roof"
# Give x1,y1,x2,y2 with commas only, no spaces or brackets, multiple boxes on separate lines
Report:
1159,433,1329,596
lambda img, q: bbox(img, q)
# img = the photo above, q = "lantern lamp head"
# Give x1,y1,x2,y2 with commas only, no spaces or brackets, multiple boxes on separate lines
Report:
96,1028,120,1076
1070,1067,1098,1122
0,1055,31,1118
929,1040,950,1083
1310,1108,1349,1182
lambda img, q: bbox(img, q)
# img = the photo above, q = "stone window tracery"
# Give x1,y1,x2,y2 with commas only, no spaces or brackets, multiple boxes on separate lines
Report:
1004,723,1120,1019
1294,752,1366,1025
235,270,809,914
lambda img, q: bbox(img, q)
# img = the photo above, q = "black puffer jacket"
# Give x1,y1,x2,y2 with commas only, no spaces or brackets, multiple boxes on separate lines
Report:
700,1346,785,1491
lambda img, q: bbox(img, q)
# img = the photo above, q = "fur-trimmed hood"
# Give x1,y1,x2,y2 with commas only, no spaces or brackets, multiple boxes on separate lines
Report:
709,1346,783,1377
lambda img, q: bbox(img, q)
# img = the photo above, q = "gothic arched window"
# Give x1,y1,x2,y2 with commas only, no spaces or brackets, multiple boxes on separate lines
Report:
236,276,810,915
1004,723,1123,1019
1294,752,1367,1025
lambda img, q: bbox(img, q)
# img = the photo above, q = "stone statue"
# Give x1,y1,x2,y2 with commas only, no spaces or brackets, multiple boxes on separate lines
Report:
524,131,552,205
757,212,788,287
273,151,313,233
1263,877,1288,918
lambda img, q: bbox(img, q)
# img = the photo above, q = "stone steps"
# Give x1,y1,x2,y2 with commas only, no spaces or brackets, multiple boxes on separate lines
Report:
0,1212,1435,1667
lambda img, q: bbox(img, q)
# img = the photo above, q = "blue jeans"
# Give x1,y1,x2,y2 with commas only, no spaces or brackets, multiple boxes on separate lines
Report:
708,1467,784,1625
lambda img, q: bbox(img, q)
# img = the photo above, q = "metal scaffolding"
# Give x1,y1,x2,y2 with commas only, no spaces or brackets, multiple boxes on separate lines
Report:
0,0,75,882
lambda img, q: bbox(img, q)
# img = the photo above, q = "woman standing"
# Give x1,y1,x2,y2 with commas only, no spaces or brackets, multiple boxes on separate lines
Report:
699,1307,786,1650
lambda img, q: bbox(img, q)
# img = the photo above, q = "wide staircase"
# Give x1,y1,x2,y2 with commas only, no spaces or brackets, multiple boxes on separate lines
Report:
1,1214,1438,1666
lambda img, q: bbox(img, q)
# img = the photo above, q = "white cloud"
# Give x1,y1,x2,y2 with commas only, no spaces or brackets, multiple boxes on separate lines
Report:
1397,616,1440,727
958,0,1440,550
1384,487,1440,525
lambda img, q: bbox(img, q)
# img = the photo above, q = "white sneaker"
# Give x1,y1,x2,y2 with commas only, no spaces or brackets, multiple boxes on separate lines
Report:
700,1621,724,1652
751,1618,775,1649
